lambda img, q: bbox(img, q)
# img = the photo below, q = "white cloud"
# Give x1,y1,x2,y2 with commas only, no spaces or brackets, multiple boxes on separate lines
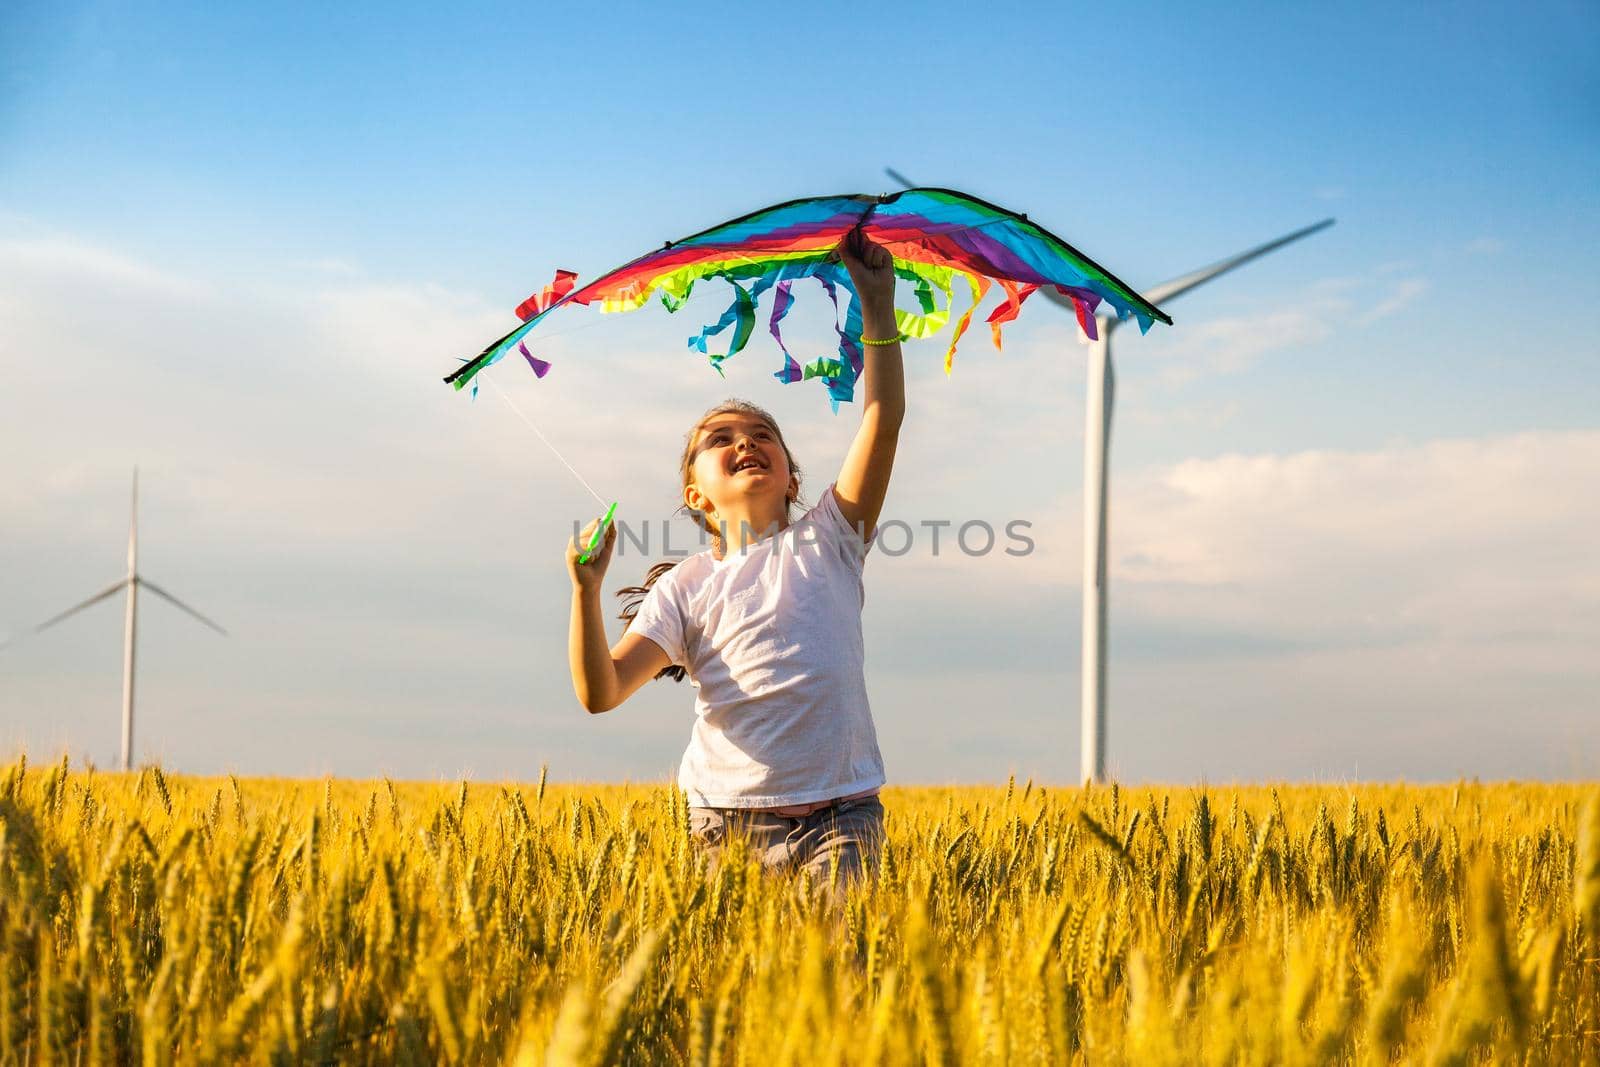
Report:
1072,430,1600,781
1138,271,1430,386
1356,278,1430,325
1115,430,1600,650
1156,307,1334,386
0,235,208,299
287,257,365,277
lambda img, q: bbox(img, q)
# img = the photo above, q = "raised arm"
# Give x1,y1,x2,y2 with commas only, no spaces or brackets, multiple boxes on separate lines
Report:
833,229,905,539
567,518,670,713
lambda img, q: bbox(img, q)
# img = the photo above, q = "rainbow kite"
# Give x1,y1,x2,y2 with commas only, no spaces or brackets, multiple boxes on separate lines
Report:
444,187,1173,410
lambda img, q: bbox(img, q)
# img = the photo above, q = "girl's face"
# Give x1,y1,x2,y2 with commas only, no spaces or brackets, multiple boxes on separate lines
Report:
683,413,795,521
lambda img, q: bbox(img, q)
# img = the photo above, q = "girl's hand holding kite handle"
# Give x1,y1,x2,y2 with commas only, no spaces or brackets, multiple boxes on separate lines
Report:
567,517,669,714
566,514,616,591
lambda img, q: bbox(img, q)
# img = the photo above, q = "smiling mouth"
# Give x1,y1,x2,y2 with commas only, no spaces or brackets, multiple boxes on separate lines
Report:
731,459,767,474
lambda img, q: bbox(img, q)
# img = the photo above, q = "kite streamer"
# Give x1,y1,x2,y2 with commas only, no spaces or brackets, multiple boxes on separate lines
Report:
445,187,1172,411
517,341,551,378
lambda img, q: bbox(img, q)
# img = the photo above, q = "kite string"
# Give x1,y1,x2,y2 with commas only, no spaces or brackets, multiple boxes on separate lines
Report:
483,374,608,509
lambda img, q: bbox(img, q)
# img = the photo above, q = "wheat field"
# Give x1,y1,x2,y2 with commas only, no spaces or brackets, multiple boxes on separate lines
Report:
0,754,1595,1065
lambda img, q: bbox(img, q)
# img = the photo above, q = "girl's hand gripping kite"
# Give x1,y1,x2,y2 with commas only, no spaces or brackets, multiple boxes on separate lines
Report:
567,507,618,592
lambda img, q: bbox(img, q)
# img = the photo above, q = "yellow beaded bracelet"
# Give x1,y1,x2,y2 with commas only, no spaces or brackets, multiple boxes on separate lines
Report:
859,334,902,346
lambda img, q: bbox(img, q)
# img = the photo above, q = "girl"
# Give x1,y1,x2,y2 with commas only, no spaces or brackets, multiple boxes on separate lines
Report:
565,229,903,892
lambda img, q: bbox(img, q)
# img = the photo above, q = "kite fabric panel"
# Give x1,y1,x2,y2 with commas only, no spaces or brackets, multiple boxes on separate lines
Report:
443,187,1172,411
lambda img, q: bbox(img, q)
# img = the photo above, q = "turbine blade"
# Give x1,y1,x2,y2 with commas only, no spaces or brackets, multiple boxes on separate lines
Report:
0,579,129,652
138,578,228,636
883,167,917,190
1140,218,1335,307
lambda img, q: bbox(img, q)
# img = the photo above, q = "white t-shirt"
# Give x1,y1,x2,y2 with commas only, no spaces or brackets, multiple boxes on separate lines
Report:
628,482,888,808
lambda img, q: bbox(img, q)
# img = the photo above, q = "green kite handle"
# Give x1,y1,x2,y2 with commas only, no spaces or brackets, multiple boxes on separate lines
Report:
577,502,618,565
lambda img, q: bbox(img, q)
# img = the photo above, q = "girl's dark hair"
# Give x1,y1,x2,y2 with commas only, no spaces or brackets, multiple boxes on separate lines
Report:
615,398,804,682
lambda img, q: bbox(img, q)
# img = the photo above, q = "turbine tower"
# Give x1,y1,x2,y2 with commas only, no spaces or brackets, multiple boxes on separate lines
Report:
1,470,227,770
885,168,1332,784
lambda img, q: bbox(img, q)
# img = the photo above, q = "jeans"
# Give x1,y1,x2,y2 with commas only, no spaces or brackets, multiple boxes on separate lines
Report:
688,794,886,891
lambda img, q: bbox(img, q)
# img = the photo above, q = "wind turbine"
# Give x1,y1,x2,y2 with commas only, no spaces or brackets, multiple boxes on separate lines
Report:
1,469,227,771
885,168,1332,784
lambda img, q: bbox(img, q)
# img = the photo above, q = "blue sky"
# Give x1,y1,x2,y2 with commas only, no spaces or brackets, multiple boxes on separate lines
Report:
2,1,1597,784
